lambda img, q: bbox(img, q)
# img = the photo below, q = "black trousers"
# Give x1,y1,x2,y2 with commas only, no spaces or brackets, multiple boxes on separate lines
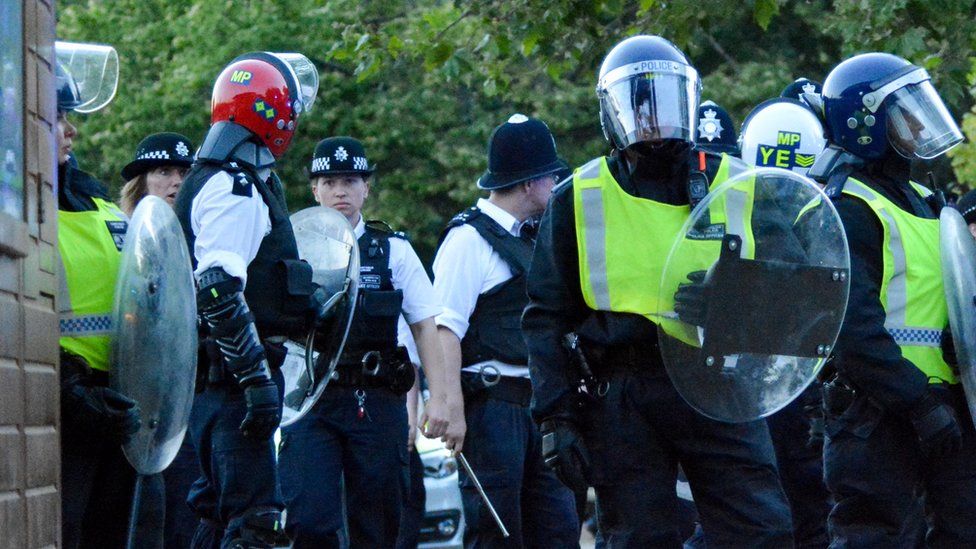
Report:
581,369,793,548
186,370,285,548
824,385,976,548
767,386,832,549
61,430,136,549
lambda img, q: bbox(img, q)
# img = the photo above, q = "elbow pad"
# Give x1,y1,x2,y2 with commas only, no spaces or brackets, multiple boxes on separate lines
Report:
197,267,272,387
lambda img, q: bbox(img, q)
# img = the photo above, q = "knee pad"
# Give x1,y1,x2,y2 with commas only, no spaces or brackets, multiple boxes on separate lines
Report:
225,507,288,549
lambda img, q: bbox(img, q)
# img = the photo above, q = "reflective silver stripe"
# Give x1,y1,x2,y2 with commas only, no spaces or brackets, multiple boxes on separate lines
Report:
725,189,748,240
880,208,908,329
578,158,602,180
887,327,942,347
844,180,916,342
59,314,114,337
580,187,611,310
842,180,878,201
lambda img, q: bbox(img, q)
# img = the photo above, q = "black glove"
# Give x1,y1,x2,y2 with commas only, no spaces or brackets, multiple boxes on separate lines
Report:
541,419,590,492
942,327,959,374
62,383,142,445
673,270,708,327
241,378,281,440
909,390,962,458
308,282,352,331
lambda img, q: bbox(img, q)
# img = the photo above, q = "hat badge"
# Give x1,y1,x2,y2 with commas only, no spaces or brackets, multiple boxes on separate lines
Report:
334,146,349,161
698,108,723,142
175,141,189,157
802,82,817,94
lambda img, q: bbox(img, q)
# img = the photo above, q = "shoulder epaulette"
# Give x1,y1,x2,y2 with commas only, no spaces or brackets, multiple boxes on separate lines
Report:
446,206,482,229
365,219,408,240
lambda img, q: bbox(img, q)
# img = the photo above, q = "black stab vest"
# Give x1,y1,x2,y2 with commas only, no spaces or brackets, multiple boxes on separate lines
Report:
442,207,533,367
174,161,315,340
338,222,405,366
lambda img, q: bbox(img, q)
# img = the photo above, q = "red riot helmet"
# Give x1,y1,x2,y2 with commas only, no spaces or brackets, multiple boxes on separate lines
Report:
210,52,319,158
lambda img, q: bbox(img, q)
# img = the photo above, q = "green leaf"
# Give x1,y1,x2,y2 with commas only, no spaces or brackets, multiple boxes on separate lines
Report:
754,0,779,30
388,35,405,56
355,33,371,51
522,29,542,56
425,43,454,70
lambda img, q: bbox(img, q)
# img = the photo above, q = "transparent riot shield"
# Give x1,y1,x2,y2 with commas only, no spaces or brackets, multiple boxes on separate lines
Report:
110,196,197,474
657,168,850,422
940,207,976,428
281,206,359,426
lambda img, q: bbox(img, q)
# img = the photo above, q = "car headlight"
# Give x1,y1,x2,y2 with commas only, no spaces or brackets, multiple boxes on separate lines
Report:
424,455,458,479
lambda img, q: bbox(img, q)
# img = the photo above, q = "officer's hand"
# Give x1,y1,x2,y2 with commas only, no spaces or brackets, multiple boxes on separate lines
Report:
910,391,962,458
420,393,451,441
241,379,281,440
64,384,142,445
942,327,959,374
442,393,466,453
308,286,344,330
541,419,590,493
674,270,708,327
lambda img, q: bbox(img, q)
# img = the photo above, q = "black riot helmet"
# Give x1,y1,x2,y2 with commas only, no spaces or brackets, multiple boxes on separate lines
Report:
597,35,701,151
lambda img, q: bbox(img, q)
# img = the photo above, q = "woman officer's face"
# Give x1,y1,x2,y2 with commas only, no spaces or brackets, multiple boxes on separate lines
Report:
145,165,188,205
311,174,369,224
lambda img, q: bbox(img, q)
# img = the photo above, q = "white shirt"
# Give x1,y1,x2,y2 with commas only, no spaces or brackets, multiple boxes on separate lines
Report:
354,215,441,325
191,170,271,285
433,198,530,378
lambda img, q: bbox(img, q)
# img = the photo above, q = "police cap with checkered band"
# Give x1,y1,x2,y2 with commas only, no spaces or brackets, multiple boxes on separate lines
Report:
120,132,195,181
309,136,374,178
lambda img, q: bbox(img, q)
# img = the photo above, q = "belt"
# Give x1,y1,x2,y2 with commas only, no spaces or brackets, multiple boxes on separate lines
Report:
462,372,533,407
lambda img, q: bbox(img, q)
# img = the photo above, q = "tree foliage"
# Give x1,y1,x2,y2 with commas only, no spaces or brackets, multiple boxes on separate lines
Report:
58,0,976,258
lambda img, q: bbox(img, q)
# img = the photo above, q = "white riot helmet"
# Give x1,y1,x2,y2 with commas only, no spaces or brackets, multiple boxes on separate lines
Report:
739,98,827,176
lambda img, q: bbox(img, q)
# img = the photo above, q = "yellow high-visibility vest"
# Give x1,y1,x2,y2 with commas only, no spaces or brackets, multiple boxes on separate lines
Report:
573,154,752,343
58,197,127,372
841,179,955,384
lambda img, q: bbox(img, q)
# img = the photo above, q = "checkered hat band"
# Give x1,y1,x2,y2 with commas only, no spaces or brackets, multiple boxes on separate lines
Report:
59,314,114,336
136,150,171,161
888,327,942,347
311,157,330,172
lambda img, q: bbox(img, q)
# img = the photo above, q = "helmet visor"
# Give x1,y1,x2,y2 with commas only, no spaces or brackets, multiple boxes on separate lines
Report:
886,80,962,159
273,53,319,113
600,63,699,147
55,41,119,113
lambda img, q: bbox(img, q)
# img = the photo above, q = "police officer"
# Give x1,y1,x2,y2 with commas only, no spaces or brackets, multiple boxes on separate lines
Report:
523,35,794,547
739,94,833,548
279,136,462,548
173,52,322,548
119,132,195,216
433,114,580,547
55,48,142,549
812,53,976,546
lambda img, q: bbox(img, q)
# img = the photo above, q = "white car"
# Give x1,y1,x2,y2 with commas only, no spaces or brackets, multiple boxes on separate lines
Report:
416,434,465,548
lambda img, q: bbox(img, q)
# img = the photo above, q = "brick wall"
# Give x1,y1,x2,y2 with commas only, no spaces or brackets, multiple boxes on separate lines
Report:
0,1,61,547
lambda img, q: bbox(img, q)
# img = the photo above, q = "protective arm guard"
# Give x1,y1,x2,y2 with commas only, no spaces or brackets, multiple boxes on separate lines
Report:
197,267,272,387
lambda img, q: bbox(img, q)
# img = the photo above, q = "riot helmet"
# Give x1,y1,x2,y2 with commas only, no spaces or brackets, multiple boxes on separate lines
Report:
740,98,827,176
597,35,701,151
55,41,119,114
822,53,962,160
211,52,319,158
781,78,822,101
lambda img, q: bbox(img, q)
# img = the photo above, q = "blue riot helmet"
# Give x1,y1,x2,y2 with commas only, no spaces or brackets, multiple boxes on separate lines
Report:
822,53,962,160
597,35,701,151
56,62,82,113
740,98,827,177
